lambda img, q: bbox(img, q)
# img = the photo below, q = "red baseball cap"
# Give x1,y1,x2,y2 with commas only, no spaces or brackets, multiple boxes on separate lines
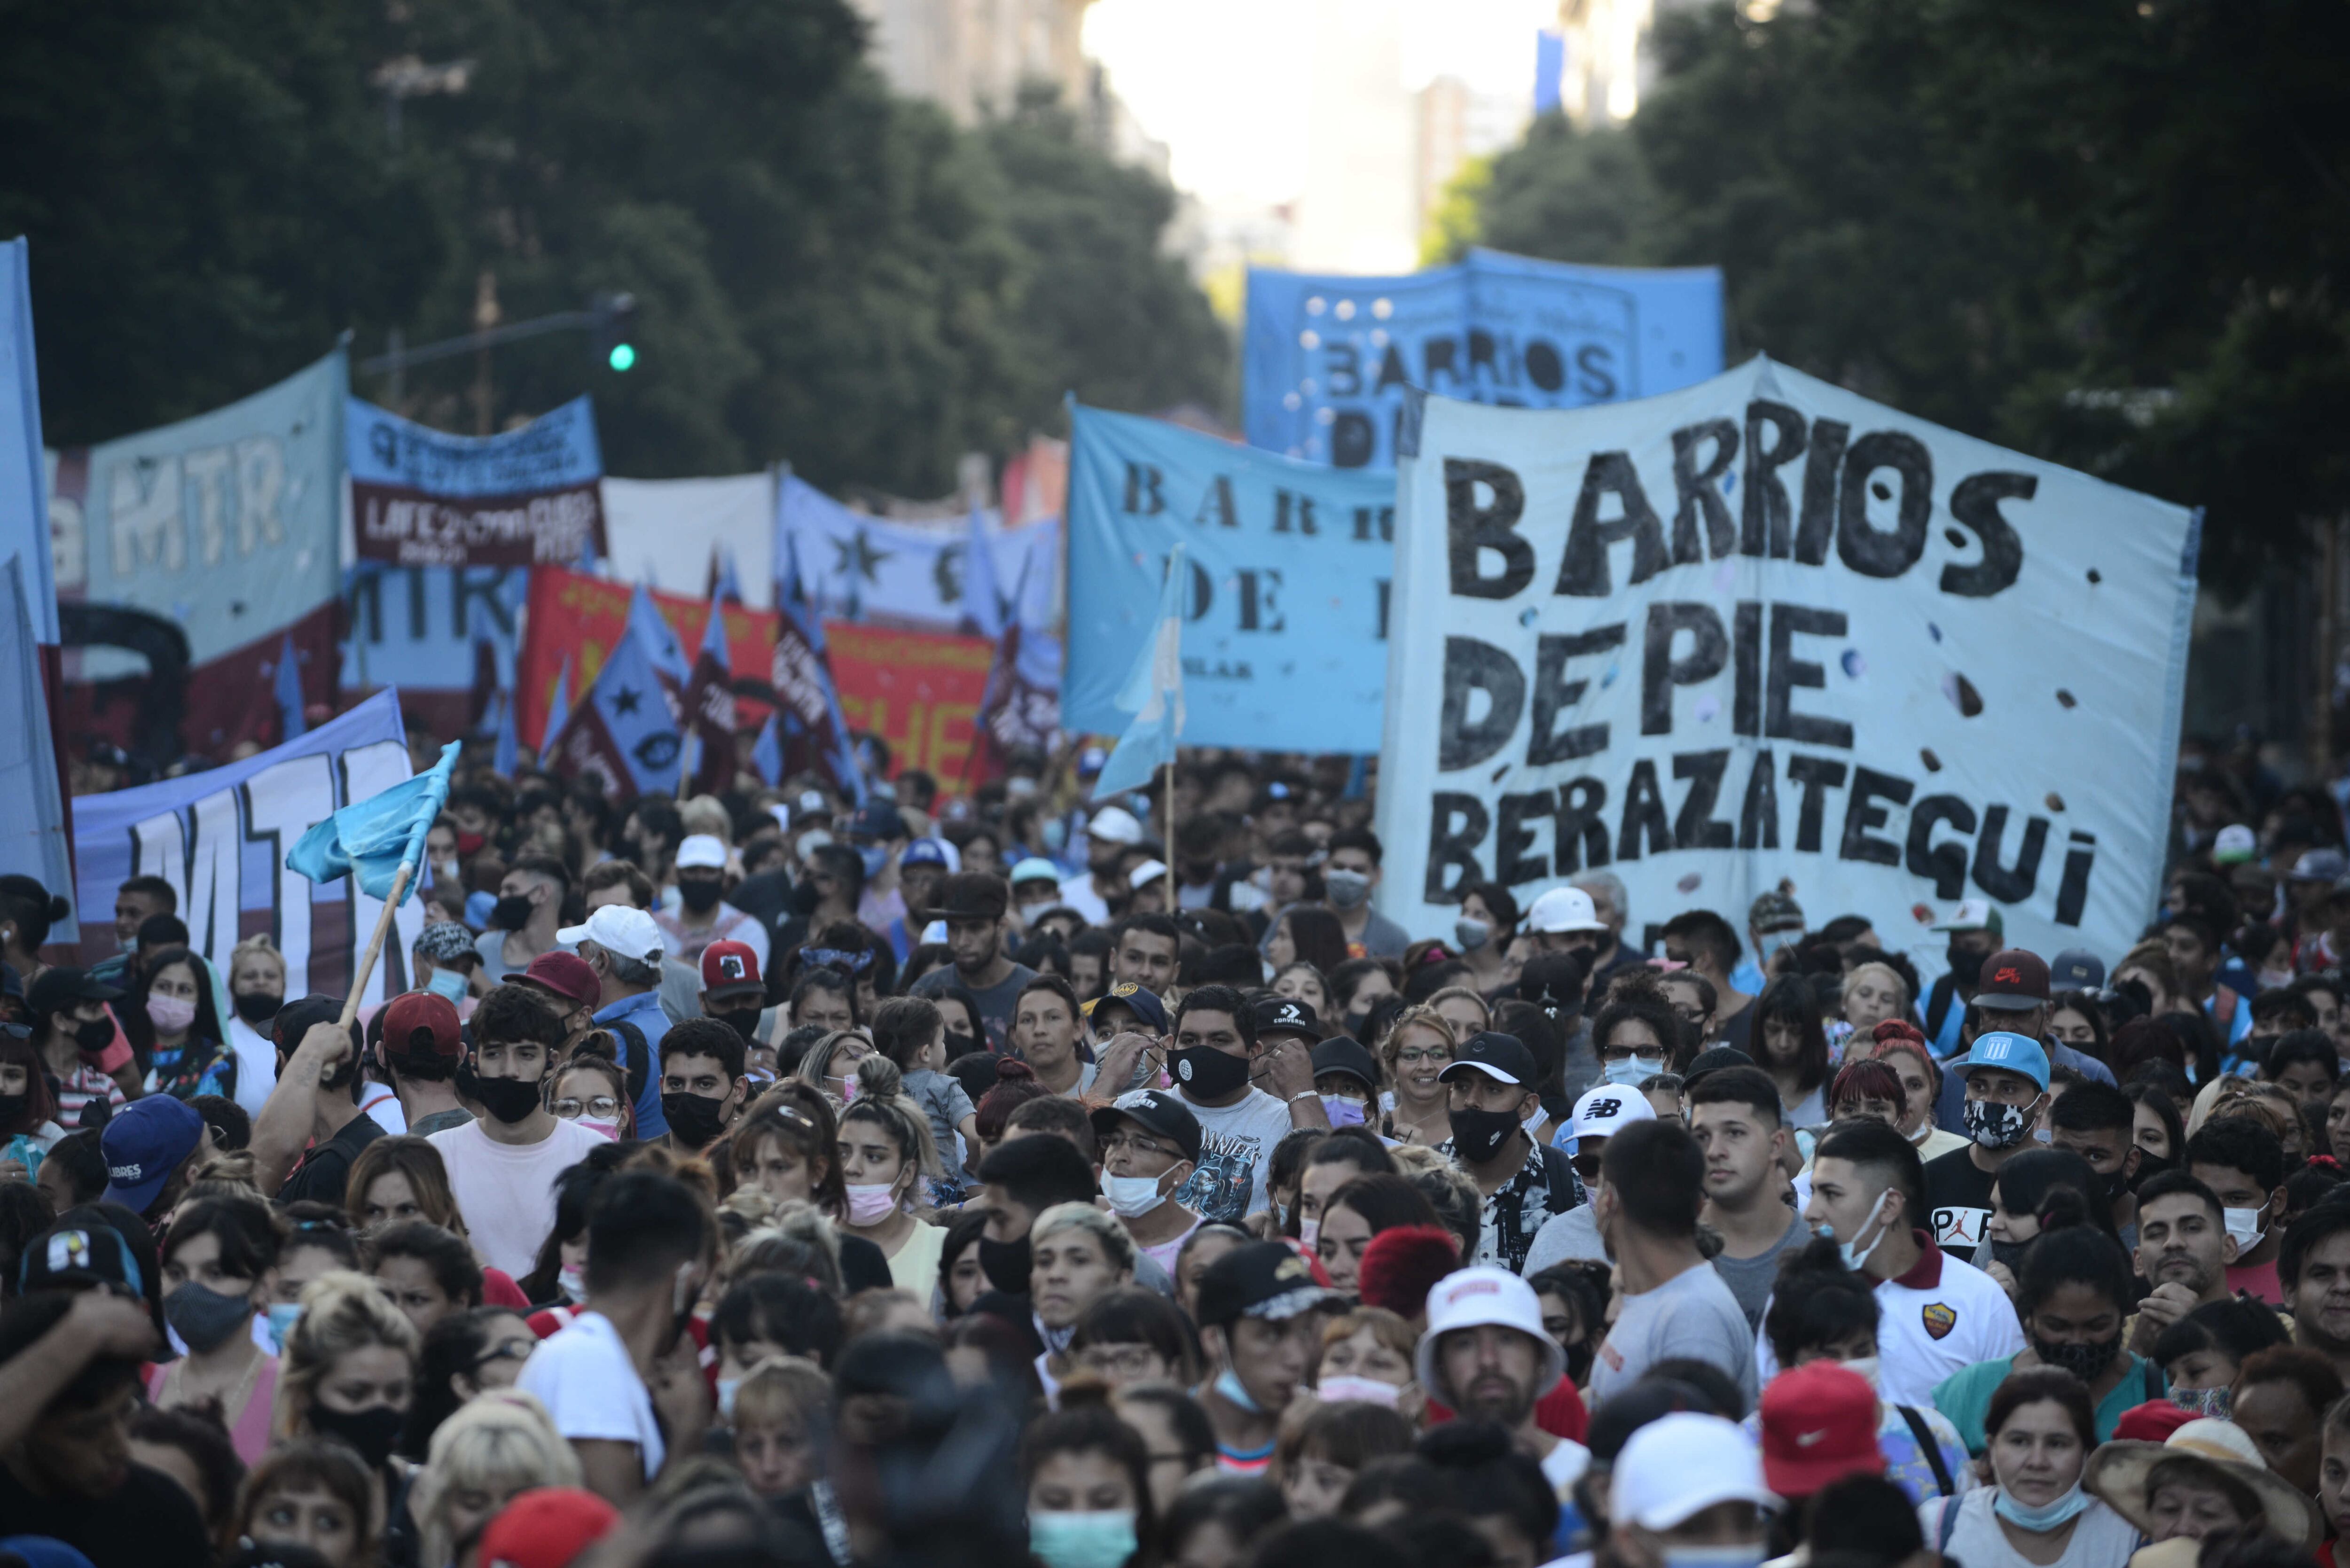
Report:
699,940,764,1000
478,1488,619,1568
516,952,600,1010
2111,1399,2197,1444
1758,1361,1885,1498
381,991,462,1062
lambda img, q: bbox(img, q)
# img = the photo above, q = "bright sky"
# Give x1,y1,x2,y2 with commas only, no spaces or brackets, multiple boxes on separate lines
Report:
1082,0,1556,211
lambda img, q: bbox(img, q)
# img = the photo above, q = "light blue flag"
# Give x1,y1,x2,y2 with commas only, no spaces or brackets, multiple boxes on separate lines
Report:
549,612,682,798
1091,546,1185,802
750,712,783,788
959,505,1005,640
286,740,461,903
627,583,691,690
491,688,518,779
544,655,572,749
274,632,306,741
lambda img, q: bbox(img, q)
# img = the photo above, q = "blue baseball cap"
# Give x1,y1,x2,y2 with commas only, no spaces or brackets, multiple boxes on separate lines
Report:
903,838,953,869
100,1093,205,1214
1953,1031,2050,1092
1086,981,1169,1037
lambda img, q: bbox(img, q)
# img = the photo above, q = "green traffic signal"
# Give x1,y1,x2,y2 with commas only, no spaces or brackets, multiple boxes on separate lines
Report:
608,342,636,372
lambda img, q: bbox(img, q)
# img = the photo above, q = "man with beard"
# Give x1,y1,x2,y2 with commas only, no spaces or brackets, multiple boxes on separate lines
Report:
373,985,472,1137
428,985,605,1276
253,996,383,1203
653,835,770,969
1057,804,1144,926
1420,1266,1592,1499
474,856,570,981
2123,1170,2241,1356
519,1170,714,1503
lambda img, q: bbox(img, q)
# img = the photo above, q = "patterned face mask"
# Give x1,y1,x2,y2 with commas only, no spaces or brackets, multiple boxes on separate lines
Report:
1963,1097,2032,1150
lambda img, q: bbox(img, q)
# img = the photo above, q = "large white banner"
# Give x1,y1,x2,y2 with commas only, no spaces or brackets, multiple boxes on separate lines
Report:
602,472,775,608
1374,358,2198,962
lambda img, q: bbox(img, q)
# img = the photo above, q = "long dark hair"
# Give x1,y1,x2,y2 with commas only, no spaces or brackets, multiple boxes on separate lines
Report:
0,1026,58,1139
1755,975,1831,1097
125,945,221,1068
1281,907,1350,980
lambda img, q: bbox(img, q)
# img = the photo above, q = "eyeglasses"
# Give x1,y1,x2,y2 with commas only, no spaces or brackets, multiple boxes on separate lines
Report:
1395,1047,1451,1065
1077,1344,1162,1378
1100,1132,1178,1161
550,1096,621,1119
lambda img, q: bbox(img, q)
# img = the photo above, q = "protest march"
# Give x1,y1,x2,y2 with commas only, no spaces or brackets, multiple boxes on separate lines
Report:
4,16,2350,1568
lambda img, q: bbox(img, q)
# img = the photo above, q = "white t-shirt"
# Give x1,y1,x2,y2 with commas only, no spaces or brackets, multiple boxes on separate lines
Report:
1754,1235,2025,1409
1919,1487,2137,1568
225,1016,278,1118
1056,874,1112,927
427,1116,609,1277
517,1310,663,1479
1169,1087,1293,1223
359,1084,407,1136
1540,1437,1591,1495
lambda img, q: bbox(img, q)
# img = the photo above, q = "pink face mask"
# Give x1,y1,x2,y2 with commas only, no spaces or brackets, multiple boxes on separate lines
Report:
580,1119,620,1140
146,994,198,1035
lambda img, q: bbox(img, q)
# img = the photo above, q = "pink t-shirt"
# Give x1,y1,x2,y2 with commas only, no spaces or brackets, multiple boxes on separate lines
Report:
148,1353,280,1465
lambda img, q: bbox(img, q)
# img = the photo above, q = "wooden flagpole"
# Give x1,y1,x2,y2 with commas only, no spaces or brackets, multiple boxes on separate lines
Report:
337,861,414,1030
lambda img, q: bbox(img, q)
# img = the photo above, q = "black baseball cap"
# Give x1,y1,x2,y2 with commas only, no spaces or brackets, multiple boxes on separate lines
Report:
271,994,360,1054
1310,1037,1380,1095
1089,1088,1203,1165
1253,994,1320,1043
27,966,122,1021
1682,1045,1755,1089
20,1222,145,1296
1194,1240,1334,1329
1437,1030,1538,1089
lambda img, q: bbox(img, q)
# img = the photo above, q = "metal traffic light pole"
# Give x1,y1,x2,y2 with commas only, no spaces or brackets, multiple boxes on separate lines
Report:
360,291,637,410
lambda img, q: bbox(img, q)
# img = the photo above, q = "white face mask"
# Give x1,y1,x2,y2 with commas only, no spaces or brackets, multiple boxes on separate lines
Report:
1103,1173,1169,1219
2224,1204,2268,1254
1315,1375,1402,1406
1019,900,1058,925
718,1377,742,1419
1839,1355,1881,1390
1815,1188,1896,1273
1299,1216,1321,1248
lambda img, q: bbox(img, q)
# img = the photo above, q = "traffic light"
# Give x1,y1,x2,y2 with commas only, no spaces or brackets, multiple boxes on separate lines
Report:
590,291,638,372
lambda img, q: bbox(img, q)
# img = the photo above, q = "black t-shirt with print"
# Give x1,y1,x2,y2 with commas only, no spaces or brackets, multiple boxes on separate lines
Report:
1921,1145,1998,1253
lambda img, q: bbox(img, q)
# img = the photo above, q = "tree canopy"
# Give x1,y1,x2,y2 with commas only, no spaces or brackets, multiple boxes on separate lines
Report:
1,0,1230,494
1449,0,2350,592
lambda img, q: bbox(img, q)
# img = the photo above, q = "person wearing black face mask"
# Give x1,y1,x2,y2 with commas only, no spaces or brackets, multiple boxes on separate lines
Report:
1929,1205,2161,1452
696,939,773,1068
652,834,773,974
27,966,141,1125
2046,1081,2145,1241
425,984,608,1280
1922,901,2004,1059
279,1270,423,1477
651,1017,749,1156
1433,1031,1585,1274
478,858,569,983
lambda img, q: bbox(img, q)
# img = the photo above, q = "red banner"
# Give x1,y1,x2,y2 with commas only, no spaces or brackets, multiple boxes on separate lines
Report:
824,622,994,782
517,568,776,749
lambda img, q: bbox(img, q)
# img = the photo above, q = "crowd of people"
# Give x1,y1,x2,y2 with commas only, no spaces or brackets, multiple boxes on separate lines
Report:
3,738,2350,1568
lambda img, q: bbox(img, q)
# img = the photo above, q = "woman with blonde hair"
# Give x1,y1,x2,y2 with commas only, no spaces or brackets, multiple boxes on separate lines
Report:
836,1055,947,1295
224,934,289,1116
346,1136,471,1237
275,1270,423,1482
1375,1005,1457,1147
1842,960,1911,1036
1422,985,1491,1044
409,1390,582,1568
793,1027,873,1103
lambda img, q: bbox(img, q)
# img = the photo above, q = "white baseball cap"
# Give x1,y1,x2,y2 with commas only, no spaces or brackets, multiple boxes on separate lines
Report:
1414,1267,1565,1400
1929,897,1998,932
1527,886,1607,934
676,834,729,871
1128,858,1169,889
1571,1082,1658,1144
1610,1412,1777,1530
556,905,665,965
1089,805,1144,846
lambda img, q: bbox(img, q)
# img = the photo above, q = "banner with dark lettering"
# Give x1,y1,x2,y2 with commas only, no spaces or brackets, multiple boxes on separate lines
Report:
347,396,604,567
1373,357,2198,962
47,350,346,758
1065,401,1394,754
1243,248,1723,470
68,689,423,1005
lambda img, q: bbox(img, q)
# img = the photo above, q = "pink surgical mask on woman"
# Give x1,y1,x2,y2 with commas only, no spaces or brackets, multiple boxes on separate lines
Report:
147,994,198,1034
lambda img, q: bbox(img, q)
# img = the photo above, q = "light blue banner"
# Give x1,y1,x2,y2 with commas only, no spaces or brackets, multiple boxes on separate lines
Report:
1065,402,1394,754
0,239,54,645
1243,247,1723,469
346,395,601,496
48,349,345,668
